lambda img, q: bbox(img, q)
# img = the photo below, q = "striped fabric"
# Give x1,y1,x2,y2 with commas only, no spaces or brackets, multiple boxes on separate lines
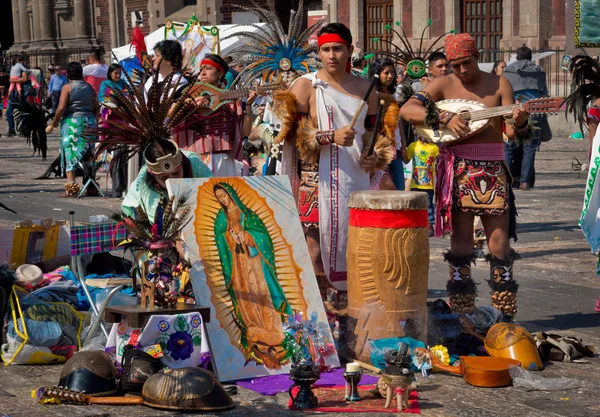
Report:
70,222,127,256
172,101,244,162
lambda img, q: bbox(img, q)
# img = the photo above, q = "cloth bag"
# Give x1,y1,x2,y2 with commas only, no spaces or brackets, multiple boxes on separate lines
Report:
1,287,83,365
106,312,210,369
536,114,552,142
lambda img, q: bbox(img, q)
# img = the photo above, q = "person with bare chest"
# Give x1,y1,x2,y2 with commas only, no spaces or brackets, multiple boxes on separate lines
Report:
401,34,533,317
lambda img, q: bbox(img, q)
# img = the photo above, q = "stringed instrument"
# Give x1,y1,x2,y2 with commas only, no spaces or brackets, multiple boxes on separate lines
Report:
188,82,282,113
414,97,563,144
413,348,521,388
38,386,144,405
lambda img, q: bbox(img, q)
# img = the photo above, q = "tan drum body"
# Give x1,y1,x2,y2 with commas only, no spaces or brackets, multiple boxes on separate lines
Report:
346,191,430,363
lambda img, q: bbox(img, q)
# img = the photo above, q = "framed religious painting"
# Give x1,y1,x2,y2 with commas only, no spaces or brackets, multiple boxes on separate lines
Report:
575,0,600,47
167,176,340,381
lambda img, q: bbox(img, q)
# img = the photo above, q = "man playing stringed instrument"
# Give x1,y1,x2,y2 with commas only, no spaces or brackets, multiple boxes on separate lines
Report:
289,23,395,315
400,33,534,317
174,53,257,176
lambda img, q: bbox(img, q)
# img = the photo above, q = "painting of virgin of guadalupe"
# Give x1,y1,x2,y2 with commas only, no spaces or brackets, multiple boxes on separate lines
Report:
166,176,338,381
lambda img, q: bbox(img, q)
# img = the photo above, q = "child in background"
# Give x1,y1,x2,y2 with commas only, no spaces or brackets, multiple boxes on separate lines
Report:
403,138,439,235
370,169,396,190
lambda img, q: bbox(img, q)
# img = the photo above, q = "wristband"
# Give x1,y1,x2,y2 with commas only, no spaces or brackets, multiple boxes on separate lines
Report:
514,119,530,134
411,91,430,105
439,110,455,126
315,130,335,145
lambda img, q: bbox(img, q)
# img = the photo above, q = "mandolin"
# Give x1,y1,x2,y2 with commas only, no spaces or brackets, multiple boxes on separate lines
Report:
414,97,563,144
38,386,144,406
188,82,282,113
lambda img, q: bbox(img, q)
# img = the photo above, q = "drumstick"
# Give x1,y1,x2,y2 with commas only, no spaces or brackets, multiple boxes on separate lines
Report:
341,356,382,374
367,100,386,156
349,75,379,129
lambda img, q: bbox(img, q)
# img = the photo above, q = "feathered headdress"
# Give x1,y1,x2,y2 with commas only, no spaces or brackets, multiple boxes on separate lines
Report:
119,194,192,254
566,55,600,133
90,67,204,163
220,0,322,86
373,20,455,79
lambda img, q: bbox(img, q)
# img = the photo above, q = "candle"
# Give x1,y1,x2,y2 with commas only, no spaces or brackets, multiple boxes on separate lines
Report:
346,362,360,373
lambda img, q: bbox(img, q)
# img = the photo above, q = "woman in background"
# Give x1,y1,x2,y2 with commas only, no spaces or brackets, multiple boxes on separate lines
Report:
368,58,405,190
47,62,99,197
493,60,507,76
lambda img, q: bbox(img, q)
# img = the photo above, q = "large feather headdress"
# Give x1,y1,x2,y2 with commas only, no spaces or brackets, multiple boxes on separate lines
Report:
566,55,600,133
373,20,455,79
221,0,322,86
91,66,204,162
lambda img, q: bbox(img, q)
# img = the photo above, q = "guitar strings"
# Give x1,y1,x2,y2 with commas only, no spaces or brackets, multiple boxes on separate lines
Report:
457,103,555,122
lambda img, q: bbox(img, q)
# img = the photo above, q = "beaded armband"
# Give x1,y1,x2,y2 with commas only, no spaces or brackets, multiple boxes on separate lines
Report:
411,91,430,105
439,110,455,126
315,130,335,145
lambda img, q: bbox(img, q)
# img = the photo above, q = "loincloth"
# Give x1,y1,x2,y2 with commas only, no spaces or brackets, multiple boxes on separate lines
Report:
453,158,509,216
298,166,319,229
436,142,517,240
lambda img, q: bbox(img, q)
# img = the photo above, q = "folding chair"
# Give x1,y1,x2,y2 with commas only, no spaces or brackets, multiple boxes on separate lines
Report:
69,211,130,339
77,150,108,198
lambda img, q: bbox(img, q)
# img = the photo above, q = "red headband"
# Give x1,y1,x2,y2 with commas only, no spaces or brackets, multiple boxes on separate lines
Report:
317,34,351,48
201,58,225,75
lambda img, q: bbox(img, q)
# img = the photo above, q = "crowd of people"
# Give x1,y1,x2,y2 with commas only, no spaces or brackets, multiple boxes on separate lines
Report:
1,19,567,314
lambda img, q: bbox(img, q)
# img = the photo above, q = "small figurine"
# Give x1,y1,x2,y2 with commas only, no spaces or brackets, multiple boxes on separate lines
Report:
379,342,415,411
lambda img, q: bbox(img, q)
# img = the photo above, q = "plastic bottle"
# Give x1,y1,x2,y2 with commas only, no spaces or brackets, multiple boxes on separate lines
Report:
89,215,109,223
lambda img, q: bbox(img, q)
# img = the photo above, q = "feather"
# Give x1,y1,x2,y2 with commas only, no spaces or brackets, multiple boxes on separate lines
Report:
225,0,319,88
566,55,600,133
89,57,203,161
374,22,447,70
131,27,150,71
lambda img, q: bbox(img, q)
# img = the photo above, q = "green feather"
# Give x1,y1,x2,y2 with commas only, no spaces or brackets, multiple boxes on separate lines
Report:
450,29,456,34
384,24,392,30
364,53,375,60
373,37,379,42
395,21,401,26
427,19,433,26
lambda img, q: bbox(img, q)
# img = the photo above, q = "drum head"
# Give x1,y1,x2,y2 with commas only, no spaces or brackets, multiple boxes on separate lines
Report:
349,191,429,210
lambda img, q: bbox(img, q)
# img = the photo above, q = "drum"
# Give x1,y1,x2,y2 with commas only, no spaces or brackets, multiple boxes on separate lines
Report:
346,191,430,364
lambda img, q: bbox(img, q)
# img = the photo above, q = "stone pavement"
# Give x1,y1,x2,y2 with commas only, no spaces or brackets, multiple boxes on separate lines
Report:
0,117,599,416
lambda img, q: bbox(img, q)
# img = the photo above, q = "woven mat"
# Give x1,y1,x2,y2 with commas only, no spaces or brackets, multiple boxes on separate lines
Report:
288,384,420,413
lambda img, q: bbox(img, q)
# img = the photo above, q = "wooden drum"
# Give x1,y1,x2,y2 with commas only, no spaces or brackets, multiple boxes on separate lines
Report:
346,191,430,363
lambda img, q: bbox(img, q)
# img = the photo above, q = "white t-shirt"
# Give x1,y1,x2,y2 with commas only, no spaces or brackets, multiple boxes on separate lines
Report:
82,63,108,78
144,72,189,101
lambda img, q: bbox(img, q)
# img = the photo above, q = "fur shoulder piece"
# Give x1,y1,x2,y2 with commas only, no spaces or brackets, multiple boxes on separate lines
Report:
271,90,298,144
296,116,319,166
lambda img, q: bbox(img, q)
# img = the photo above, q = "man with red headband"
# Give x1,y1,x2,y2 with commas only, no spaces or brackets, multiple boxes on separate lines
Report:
287,23,384,311
401,33,533,317
174,53,257,176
